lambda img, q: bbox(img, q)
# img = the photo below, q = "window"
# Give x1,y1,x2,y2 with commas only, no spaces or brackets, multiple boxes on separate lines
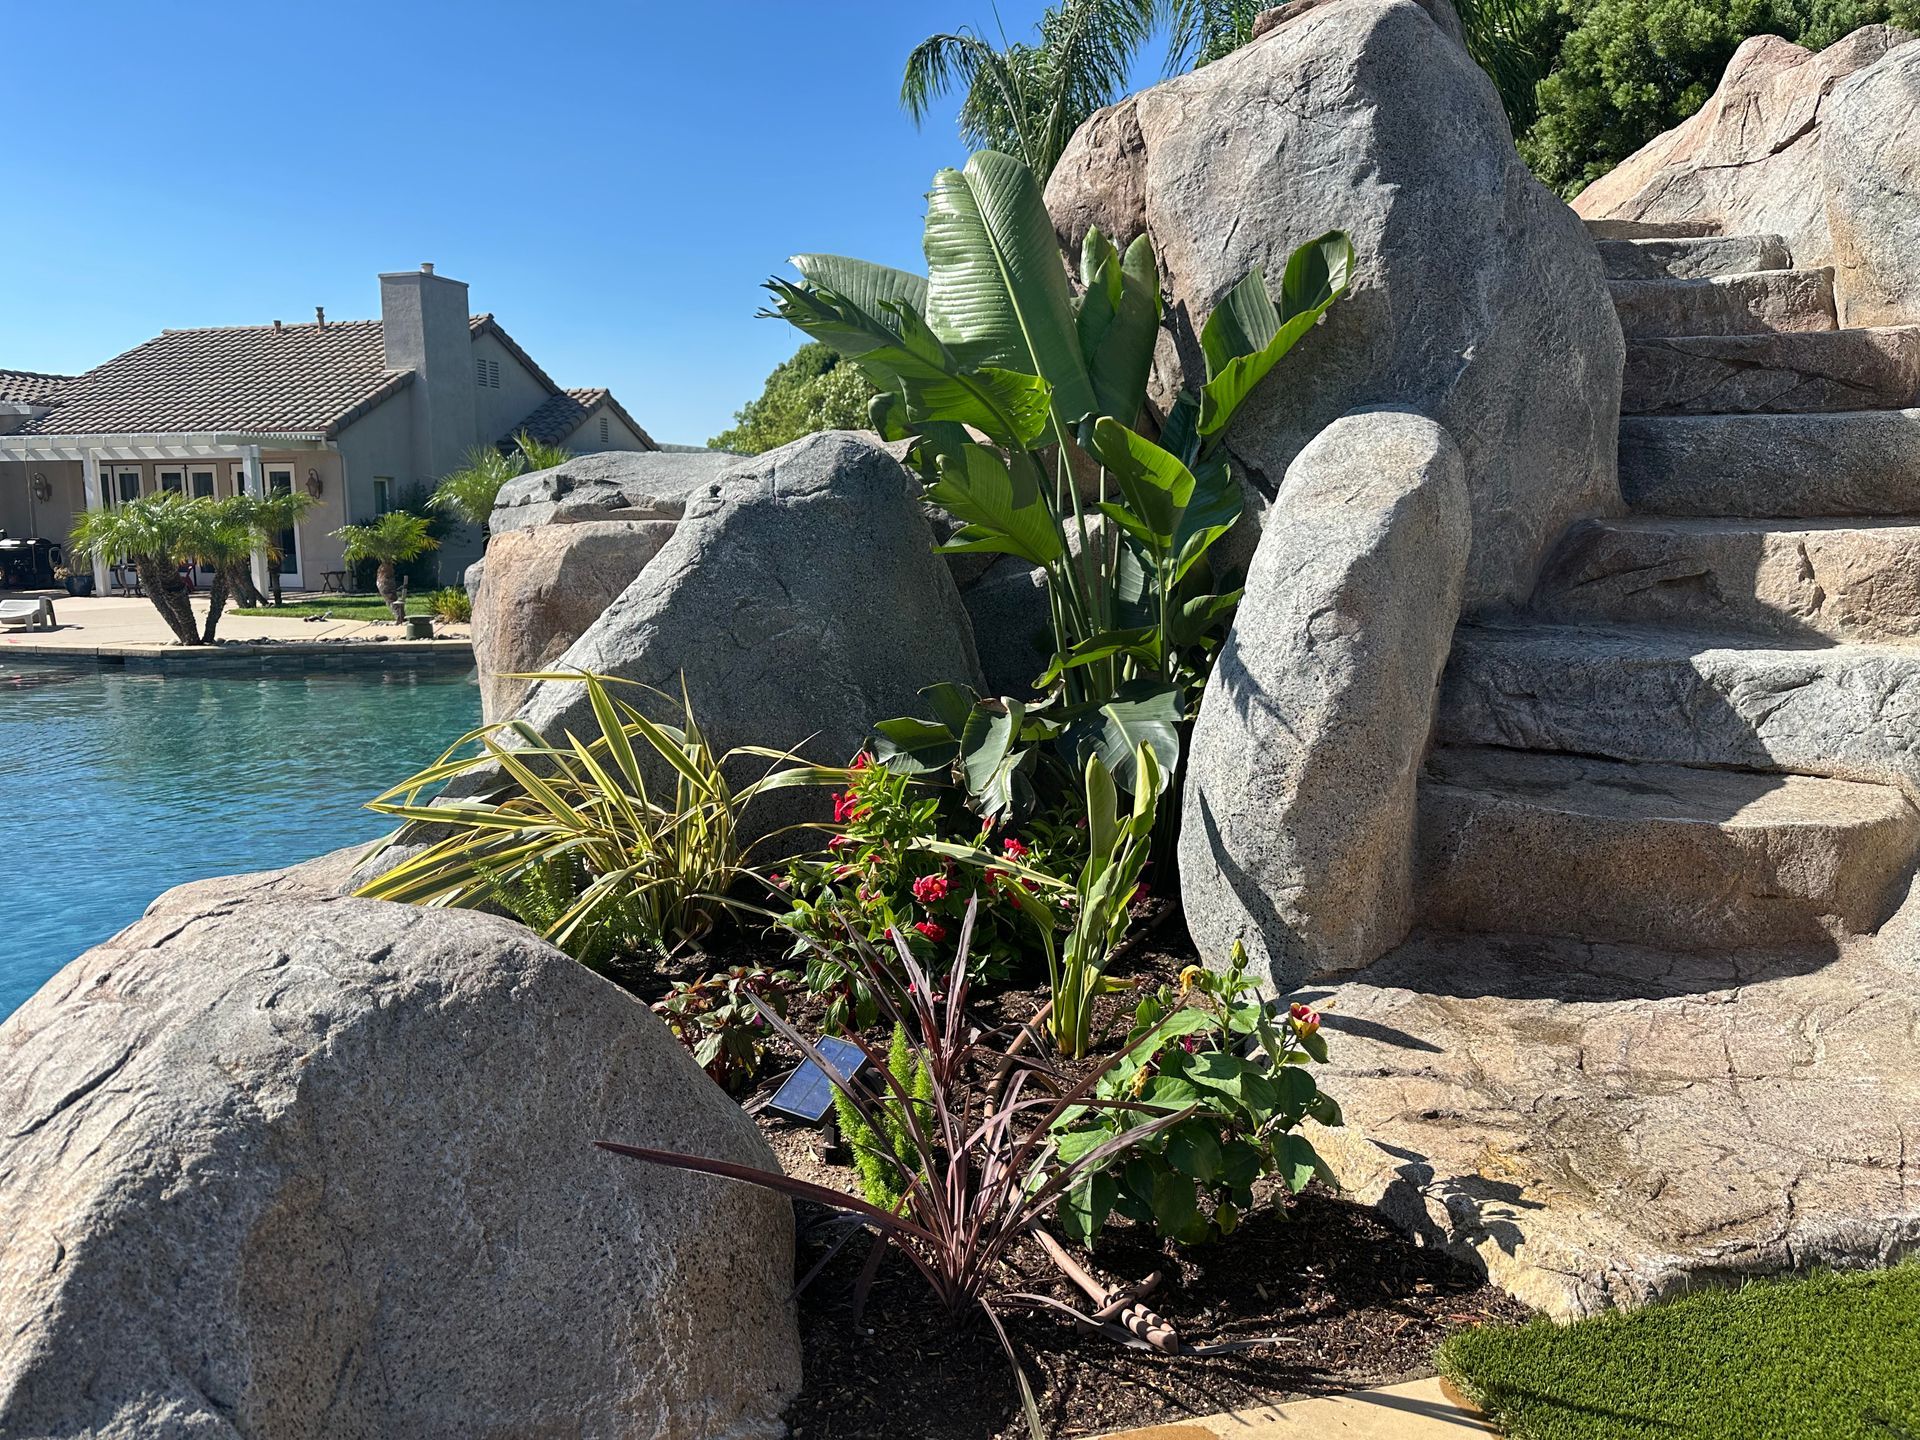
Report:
190,470,216,500
372,478,392,514
475,357,500,388
159,469,185,495
598,416,609,444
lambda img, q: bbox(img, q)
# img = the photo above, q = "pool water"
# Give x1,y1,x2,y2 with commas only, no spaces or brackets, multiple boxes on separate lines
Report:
0,662,481,1018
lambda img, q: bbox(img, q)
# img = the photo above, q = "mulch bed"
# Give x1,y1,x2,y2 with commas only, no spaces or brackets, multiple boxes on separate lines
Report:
668,902,1530,1440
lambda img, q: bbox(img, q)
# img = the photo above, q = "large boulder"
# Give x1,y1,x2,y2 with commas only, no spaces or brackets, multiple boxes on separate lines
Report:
1825,41,1920,327
490,449,737,533
0,866,800,1438
1573,27,1918,268
1045,0,1621,612
473,519,677,721
1179,408,1471,988
484,431,982,846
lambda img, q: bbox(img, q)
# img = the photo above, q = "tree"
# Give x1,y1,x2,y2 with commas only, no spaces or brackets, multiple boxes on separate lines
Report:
1519,0,1920,196
334,512,439,621
227,488,318,607
180,502,258,644
903,0,1158,180
431,431,574,527
68,494,207,646
708,343,879,455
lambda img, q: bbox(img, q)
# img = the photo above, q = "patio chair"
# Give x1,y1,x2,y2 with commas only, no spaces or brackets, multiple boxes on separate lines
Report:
0,596,56,631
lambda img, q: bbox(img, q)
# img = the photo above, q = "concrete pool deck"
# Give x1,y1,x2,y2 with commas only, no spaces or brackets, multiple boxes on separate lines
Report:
0,593,471,668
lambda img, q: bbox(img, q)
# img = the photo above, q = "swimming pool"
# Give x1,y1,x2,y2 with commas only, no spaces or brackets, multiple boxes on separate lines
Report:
0,661,481,1018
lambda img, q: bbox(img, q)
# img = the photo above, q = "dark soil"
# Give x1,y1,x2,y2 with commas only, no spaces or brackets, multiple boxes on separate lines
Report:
734,901,1530,1440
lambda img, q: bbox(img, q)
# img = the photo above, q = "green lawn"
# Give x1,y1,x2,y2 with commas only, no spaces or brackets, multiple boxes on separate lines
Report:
236,596,428,620
1439,1265,1920,1440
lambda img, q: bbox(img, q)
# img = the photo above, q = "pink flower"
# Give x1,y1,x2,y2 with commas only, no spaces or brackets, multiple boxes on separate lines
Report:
828,833,854,850
1002,837,1029,859
1289,1002,1322,1035
832,864,857,880
769,873,787,890
851,752,871,771
914,920,948,943
911,873,950,905
832,792,864,824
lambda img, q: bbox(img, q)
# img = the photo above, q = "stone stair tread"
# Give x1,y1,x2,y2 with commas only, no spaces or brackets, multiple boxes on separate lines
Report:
1610,269,1838,339
1619,408,1920,517
1436,620,1920,802
1417,743,1919,949
1598,233,1791,282
1623,325,1920,415
1424,743,1903,829
1533,513,1920,643
1584,218,1720,241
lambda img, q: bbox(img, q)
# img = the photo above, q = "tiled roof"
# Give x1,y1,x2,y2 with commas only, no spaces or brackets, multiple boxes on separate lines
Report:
505,387,657,451
16,320,411,438
0,369,70,406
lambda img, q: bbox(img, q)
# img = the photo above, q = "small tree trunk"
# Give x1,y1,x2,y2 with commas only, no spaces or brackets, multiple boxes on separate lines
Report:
136,558,200,646
376,561,406,622
226,559,266,609
269,556,284,607
202,572,229,644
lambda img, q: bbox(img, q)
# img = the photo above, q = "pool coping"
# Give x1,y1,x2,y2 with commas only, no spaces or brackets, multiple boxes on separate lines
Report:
0,636,474,671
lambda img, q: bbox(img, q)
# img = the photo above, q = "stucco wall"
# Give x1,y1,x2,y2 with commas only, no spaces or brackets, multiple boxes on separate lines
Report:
561,405,652,453
0,460,83,553
472,331,551,447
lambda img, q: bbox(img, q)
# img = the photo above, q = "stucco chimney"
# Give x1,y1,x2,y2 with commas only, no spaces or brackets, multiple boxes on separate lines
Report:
380,265,476,485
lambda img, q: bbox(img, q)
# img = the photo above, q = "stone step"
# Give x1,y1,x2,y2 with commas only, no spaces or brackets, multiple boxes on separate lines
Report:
1623,326,1920,415
1532,515,1920,642
1610,269,1838,339
1417,744,1918,950
1619,409,1920,517
1584,218,1719,241
1598,233,1792,282
1434,621,1920,802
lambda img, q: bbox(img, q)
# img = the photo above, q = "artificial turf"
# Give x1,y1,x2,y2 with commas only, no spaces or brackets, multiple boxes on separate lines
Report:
1438,1265,1920,1440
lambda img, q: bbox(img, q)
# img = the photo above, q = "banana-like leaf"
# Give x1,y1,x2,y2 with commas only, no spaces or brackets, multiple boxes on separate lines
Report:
1081,416,1196,550
1077,233,1161,427
1084,684,1181,795
791,253,930,326
1197,232,1355,439
923,150,1096,440
1035,625,1163,688
959,699,1027,815
901,366,1052,448
927,443,1064,565
871,715,960,774
1171,456,1243,582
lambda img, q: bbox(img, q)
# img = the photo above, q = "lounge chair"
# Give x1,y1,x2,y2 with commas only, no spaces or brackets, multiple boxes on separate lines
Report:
0,597,56,631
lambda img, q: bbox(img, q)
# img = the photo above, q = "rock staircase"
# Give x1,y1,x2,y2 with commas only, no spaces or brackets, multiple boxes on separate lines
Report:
1315,219,1920,1319
1422,220,1920,953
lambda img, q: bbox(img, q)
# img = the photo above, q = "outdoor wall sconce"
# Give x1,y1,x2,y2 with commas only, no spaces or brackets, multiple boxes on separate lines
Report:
304,469,324,498
29,473,51,502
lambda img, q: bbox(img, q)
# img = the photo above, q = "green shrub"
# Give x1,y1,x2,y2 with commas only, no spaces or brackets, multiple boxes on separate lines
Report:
428,586,472,623
357,673,844,970
1051,942,1340,1246
832,1022,933,1211
708,342,877,455
1518,0,1920,197
653,965,802,1095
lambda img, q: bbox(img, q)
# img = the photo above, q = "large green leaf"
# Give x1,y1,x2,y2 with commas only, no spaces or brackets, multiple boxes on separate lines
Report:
1082,416,1196,550
1076,232,1161,426
923,150,1097,439
1197,231,1356,439
1083,685,1179,795
927,443,1064,566
790,253,930,325
870,716,959,774
959,699,1028,815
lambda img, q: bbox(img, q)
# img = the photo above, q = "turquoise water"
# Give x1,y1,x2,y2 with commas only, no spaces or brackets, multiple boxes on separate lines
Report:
0,662,480,1018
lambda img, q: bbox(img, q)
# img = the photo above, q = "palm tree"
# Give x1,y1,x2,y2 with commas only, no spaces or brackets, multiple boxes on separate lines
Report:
903,0,1158,181
430,431,573,527
181,499,258,644
334,512,439,622
219,489,317,607
68,494,203,646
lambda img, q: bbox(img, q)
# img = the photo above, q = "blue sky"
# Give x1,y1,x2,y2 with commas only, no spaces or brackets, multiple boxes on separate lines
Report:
0,1,1166,447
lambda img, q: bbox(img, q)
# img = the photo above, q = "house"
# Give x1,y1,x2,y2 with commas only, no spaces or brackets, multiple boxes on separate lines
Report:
0,265,655,593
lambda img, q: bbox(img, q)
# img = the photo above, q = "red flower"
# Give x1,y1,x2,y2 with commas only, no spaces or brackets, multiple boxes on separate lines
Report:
832,863,858,880
828,833,854,849
914,920,948,943
983,866,1005,887
1001,837,1029,859
769,873,787,890
832,792,864,824
911,873,950,905
1289,1002,1322,1035
851,752,871,771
